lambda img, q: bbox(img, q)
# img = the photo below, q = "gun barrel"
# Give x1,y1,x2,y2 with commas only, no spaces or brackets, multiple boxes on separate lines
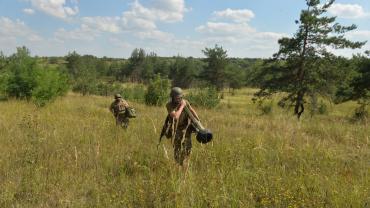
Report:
184,105,205,131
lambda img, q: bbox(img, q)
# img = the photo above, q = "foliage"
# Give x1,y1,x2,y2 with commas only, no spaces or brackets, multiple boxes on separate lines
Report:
254,0,365,119
0,47,69,106
94,82,125,97
145,75,171,106
31,67,68,107
187,87,220,108
121,84,146,103
201,45,229,91
169,57,202,88
352,104,368,121
256,100,274,115
350,54,370,104
225,63,245,89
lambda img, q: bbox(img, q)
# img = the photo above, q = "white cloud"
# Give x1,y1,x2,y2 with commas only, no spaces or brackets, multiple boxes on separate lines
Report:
121,0,187,31
122,2,157,31
196,8,289,58
0,17,42,42
82,17,121,33
347,30,370,39
328,3,370,19
109,38,134,49
150,0,186,22
23,8,35,15
196,22,256,37
136,30,174,41
28,0,79,19
213,8,254,23
0,17,45,56
54,25,99,41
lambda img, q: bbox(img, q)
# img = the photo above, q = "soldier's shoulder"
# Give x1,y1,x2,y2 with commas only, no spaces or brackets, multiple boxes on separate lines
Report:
166,101,174,110
184,99,191,105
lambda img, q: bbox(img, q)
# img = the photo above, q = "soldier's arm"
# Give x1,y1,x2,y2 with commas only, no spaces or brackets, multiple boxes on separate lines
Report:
168,100,186,120
122,100,129,108
109,103,114,113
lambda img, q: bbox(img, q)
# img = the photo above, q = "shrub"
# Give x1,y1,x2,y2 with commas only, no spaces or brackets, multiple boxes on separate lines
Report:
353,104,368,122
145,75,170,106
122,85,146,103
72,77,97,96
32,67,69,107
187,87,220,108
94,82,124,97
317,101,328,115
3,47,69,106
257,101,273,115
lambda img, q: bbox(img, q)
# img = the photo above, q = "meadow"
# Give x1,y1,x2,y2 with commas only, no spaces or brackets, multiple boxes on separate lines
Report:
0,89,369,207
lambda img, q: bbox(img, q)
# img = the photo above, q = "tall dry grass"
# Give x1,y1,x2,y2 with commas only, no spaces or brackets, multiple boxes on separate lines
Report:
0,90,369,207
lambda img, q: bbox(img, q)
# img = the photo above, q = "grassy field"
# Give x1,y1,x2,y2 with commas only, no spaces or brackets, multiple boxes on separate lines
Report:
0,89,369,207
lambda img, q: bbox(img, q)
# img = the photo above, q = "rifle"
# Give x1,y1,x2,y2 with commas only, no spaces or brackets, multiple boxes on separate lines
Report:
157,115,172,148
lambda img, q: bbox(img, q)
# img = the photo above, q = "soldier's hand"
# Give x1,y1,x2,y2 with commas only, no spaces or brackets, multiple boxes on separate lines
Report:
180,100,186,107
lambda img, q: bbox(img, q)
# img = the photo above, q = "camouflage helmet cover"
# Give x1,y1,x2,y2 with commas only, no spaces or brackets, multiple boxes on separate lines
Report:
170,87,183,98
114,94,122,99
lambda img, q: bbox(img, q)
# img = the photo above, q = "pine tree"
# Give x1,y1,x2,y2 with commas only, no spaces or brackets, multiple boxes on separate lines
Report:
254,0,365,119
202,45,229,91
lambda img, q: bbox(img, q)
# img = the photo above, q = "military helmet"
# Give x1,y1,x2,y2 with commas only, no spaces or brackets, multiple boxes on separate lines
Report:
114,94,122,99
170,87,183,98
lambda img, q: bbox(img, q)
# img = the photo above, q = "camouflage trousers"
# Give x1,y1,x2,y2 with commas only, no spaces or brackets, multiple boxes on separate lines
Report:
115,114,129,129
173,126,195,165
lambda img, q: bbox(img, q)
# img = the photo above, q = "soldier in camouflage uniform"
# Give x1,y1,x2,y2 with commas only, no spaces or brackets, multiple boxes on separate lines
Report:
110,94,130,129
166,87,200,167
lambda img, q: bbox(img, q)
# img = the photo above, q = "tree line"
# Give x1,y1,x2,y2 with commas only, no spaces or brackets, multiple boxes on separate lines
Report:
0,0,368,118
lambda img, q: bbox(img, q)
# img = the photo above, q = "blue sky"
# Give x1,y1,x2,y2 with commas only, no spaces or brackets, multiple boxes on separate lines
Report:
0,0,369,58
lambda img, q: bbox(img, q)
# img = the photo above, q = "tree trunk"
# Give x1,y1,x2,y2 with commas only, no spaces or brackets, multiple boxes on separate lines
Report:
294,90,305,119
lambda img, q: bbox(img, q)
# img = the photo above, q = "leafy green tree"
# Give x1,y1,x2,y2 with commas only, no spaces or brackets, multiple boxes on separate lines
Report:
170,57,200,88
65,52,99,95
129,48,146,82
201,45,229,91
3,46,68,105
6,47,37,99
342,52,370,119
32,66,69,106
0,52,7,71
145,75,171,106
65,51,82,78
225,63,245,90
0,52,8,97
254,0,365,119
350,53,370,104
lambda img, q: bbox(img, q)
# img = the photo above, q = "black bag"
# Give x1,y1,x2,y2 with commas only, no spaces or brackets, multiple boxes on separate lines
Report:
125,107,136,118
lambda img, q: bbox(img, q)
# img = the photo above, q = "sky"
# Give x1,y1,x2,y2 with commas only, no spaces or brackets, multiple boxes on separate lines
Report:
0,0,369,58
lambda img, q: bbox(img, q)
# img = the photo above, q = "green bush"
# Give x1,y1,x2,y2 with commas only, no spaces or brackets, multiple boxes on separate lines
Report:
317,101,328,115
72,77,97,96
353,104,368,122
32,67,69,107
187,87,220,108
122,85,146,103
94,82,124,97
257,101,273,115
3,47,69,106
145,75,170,106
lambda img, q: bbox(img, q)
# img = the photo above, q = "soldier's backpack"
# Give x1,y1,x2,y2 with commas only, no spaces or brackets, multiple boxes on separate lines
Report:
113,100,127,116
125,107,137,118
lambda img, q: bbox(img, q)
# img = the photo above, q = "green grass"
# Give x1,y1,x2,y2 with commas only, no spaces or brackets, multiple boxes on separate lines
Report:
0,90,369,207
